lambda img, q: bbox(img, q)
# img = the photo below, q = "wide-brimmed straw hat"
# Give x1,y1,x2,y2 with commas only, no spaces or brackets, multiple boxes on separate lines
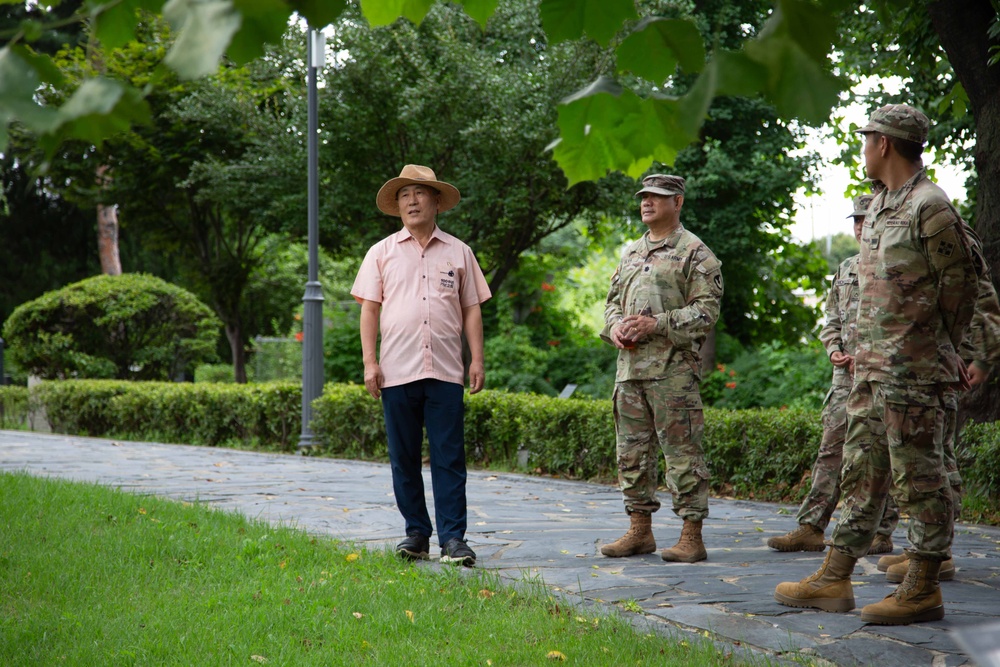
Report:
376,164,461,216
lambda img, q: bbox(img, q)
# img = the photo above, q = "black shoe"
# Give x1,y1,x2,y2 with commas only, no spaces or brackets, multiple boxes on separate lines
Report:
440,538,476,567
396,533,429,561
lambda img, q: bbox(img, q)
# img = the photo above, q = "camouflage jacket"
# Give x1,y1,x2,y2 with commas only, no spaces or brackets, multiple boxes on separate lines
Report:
959,226,1000,373
855,169,979,386
819,254,859,387
601,226,723,384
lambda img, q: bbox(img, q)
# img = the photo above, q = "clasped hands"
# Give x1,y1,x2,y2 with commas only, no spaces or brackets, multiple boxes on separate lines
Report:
612,313,656,349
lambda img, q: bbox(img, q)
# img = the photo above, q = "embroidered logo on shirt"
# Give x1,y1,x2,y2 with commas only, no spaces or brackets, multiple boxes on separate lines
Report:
936,240,955,257
439,269,456,289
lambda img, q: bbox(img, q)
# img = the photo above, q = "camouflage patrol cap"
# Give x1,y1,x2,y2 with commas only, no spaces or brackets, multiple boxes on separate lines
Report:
856,104,929,145
847,194,874,218
635,174,685,197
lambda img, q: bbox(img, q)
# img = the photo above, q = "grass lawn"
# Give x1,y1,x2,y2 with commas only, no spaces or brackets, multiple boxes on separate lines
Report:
0,471,787,666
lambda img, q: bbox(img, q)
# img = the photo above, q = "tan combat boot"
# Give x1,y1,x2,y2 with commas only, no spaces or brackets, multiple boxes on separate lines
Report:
601,512,655,557
867,533,893,555
766,523,826,552
861,556,944,624
774,548,857,612
877,551,909,572
886,556,955,582
660,520,707,563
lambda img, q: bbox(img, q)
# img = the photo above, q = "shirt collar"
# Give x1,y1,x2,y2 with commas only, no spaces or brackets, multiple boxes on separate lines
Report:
394,225,450,245
881,168,926,211
644,225,684,250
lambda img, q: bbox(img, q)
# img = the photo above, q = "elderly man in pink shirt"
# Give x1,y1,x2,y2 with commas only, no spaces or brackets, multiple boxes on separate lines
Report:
351,164,491,567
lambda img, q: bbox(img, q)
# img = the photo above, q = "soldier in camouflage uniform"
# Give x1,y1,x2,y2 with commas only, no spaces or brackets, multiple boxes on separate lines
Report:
775,104,980,625
878,225,1000,582
598,174,723,563
767,194,898,555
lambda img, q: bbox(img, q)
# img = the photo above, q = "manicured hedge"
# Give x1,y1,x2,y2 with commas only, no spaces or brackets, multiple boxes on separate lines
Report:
10,381,1000,520
0,386,28,429
30,380,300,450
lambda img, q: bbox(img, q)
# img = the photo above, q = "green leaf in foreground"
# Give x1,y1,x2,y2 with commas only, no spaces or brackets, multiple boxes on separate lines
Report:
539,0,638,46
616,17,705,82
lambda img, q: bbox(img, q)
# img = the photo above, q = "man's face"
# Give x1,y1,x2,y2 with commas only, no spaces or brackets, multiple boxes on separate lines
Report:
853,216,864,243
640,192,682,227
862,132,884,180
397,184,439,227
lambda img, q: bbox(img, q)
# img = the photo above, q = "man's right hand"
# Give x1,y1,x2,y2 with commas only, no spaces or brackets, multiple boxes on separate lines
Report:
830,351,853,368
364,362,384,399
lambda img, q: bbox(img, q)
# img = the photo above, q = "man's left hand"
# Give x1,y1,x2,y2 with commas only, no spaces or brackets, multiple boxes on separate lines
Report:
469,361,485,394
619,313,655,342
968,362,990,387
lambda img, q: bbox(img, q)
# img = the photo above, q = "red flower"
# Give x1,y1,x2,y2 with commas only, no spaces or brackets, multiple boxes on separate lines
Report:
547,340,560,346
729,370,736,377
540,282,556,292
725,382,736,389
295,332,304,342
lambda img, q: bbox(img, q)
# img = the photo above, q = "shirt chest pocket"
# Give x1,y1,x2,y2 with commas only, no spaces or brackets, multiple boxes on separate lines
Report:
434,263,459,293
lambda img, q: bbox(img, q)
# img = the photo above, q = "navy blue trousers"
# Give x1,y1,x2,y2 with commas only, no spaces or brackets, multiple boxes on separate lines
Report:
381,379,467,545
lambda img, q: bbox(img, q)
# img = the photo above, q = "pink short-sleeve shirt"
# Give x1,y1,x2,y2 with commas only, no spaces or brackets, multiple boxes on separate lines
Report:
351,226,492,388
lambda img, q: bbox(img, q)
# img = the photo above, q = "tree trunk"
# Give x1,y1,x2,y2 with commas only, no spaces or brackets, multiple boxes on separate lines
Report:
701,327,717,377
225,322,248,384
96,165,122,276
928,0,1000,425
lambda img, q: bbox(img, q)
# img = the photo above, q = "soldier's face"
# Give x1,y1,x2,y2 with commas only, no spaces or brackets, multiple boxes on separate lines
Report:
640,193,682,227
853,216,864,243
862,133,885,180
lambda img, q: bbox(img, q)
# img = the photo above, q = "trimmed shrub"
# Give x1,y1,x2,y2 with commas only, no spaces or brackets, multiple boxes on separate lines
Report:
309,383,386,459
704,408,823,501
2,273,220,380
32,380,299,450
958,420,1000,500
0,385,29,429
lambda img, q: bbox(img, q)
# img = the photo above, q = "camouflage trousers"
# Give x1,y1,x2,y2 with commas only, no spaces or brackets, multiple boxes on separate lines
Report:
795,384,899,535
878,388,964,533
612,379,710,521
831,381,953,560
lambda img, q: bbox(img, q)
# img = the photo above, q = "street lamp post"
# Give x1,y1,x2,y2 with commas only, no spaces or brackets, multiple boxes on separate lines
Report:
298,26,326,452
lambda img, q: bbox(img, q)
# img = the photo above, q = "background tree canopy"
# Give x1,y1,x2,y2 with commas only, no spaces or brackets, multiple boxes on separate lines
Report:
1,0,998,425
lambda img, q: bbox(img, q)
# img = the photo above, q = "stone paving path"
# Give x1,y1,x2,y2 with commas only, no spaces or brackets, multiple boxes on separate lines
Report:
2,430,999,666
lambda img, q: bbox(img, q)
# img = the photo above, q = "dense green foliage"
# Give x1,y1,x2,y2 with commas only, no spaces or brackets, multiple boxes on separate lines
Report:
14,380,999,524
2,274,219,381
1,0,848,186
313,0,629,292
0,152,99,326
704,341,832,411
